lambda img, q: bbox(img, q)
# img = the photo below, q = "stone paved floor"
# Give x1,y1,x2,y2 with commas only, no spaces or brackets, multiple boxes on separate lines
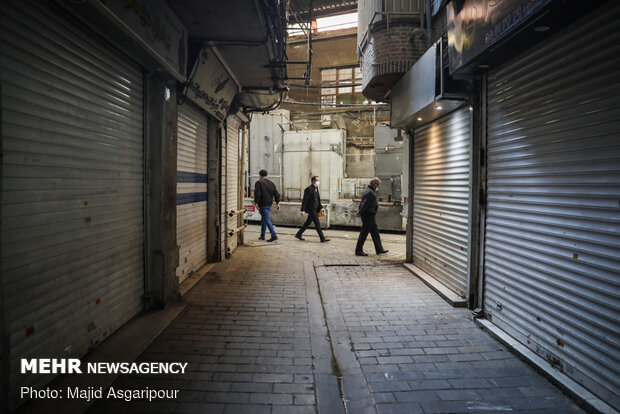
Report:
89,225,585,414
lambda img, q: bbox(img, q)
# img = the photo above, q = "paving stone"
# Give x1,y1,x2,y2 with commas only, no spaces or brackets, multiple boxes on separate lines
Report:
88,227,586,414
222,404,270,414
377,402,424,414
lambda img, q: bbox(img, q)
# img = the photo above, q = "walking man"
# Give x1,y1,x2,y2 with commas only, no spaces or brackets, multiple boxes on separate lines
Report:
254,169,280,242
355,177,388,256
295,176,330,242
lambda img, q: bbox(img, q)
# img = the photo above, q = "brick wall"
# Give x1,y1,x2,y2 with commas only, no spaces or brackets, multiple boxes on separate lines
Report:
360,18,427,101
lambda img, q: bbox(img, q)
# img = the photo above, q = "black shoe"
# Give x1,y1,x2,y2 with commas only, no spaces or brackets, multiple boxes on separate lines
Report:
295,234,305,241
321,238,330,243
377,250,389,255
258,236,265,240
267,235,278,242
355,251,368,256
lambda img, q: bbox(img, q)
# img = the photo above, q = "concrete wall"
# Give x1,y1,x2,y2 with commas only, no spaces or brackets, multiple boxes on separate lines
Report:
329,200,405,231
345,138,375,178
145,74,180,308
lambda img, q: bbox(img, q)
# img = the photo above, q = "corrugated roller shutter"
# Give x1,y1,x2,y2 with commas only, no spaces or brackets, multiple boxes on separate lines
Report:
226,116,241,254
220,123,227,259
176,102,208,283
413,107,471,297
484,4,620,407
1,0,144,397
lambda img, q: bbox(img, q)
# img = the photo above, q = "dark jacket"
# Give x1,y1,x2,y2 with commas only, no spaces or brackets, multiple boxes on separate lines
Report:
359,185,378,215
254,178,280,207
301,184,323,214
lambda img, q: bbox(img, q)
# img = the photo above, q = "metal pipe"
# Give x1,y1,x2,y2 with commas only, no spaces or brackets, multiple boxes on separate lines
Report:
282,100,389,107
239,125,247,245
228,208,247,217
228,224,248,237
306,0,313,86
426,0,432,47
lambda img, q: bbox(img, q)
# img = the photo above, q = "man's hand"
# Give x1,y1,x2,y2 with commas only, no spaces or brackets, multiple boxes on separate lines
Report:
276,203,280,211
355,211,360,217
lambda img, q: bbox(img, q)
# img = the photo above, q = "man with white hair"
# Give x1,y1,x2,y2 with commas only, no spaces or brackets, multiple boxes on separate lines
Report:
355,177,388,256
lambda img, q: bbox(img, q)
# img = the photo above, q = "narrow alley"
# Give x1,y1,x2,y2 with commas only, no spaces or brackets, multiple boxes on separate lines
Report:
84,226,586,414
2,1,618,413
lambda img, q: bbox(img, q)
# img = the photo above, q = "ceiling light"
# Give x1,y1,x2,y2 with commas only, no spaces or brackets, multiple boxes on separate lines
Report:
417,117,422,121
436,106,443,110
534,25,550,32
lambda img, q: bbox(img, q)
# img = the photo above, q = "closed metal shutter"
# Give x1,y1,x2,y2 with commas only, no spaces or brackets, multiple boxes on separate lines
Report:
413,107,471,297
220,123,228,259
484,4,620,407
176,103,208,283
1,0,144,397
226,116,241,254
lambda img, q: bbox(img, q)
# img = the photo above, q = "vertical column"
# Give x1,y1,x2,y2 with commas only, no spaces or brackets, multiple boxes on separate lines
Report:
144,74,179,308
405,128,415,263
207,118,222,263
469,74,485,310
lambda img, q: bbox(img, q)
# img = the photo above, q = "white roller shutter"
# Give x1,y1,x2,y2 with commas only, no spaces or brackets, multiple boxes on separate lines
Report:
413,107,471,297
176,103,208,283
484,4,620,407
226,116,241,254
1,0,144,398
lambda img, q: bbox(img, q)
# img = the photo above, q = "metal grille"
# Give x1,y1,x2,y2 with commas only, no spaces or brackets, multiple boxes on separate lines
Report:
484,4,620,407
413,107,471,297
226,116,241,254
1,0,144,396
176,103,208,283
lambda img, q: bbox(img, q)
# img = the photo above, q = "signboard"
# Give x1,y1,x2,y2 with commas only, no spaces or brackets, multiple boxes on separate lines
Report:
447,0,552,74
98,0,187,80
186,48,238,121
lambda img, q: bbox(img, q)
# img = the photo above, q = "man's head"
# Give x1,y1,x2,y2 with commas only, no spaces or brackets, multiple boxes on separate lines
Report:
259,170,268,178
370,177,381,191
311,176,320,187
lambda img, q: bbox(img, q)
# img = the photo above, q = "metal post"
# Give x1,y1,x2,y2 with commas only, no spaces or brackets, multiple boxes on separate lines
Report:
405,128,415,263
238,124,247,245
306,0,313,85
476,71,488,311
426,0,432,47
467,91,482,310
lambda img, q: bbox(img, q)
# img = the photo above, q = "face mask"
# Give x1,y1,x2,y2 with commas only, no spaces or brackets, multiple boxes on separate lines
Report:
314,181,320,187
374,186,379,192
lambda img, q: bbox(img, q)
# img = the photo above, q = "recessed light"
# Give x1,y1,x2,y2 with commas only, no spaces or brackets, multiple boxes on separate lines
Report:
534,25,550,32
417,117,422,121
436,106,443,110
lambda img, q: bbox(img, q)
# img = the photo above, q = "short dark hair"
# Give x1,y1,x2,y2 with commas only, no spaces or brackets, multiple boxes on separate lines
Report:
311,176,319,182
259,170,268,177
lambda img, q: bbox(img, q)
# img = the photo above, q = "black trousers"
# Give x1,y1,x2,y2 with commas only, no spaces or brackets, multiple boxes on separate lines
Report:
296,212,325,240
356,213,384,253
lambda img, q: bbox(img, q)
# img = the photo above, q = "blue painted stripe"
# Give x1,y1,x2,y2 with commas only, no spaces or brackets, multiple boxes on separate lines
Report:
177,171,208,183
176,192,207,205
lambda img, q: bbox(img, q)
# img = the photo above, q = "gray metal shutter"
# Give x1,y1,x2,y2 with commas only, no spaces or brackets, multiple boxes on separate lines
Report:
220,123,228,259
1,0,144,396
413,107,471,296
176,103,208,283
226,116,241,254
484,4,620,407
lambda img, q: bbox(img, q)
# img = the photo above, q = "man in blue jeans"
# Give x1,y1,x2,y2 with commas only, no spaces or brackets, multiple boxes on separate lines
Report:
254,169,280,242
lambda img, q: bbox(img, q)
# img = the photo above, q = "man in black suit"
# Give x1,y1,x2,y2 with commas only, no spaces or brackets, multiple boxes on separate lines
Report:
355,177,388,256
295,176,330,242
